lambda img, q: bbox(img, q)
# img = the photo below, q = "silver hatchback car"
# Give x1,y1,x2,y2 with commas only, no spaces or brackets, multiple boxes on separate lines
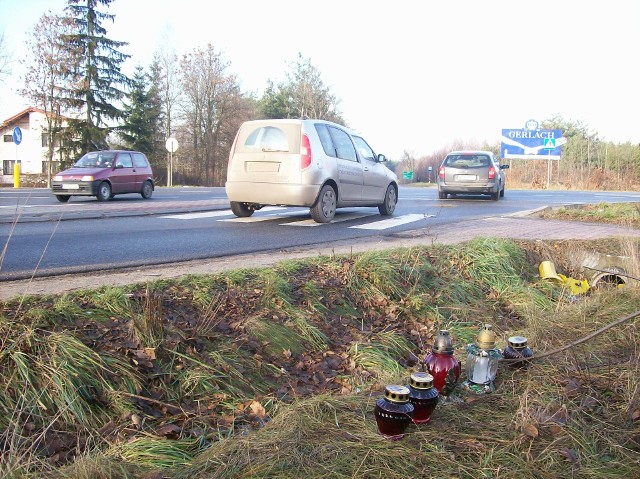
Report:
225,119,398,223
437,150,509,200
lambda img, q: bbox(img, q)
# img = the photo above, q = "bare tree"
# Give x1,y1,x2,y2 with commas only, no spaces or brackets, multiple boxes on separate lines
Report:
258,53,343,124
287,53,341,121
156,29,182,186
0,32,12,80
179,44,252,185
21,12,80,181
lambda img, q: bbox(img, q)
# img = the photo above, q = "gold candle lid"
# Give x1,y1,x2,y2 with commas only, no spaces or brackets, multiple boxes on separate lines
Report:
476,324,496,350
410,371,434,389
384,385,410,403
432,329,454,354
508,336,528,349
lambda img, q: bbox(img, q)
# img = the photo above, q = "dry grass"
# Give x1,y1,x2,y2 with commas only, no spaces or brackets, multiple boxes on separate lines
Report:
538,202,640,228
1,238,639,478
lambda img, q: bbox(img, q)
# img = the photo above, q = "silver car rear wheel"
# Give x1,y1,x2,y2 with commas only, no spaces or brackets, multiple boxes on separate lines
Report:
310,185,336,223
230,201,255,218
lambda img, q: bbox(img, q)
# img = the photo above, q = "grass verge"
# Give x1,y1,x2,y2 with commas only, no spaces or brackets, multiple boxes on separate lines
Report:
0,238,638,478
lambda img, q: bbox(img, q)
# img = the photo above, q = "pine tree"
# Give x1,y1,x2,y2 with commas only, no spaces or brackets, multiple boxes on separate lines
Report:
119,63,164,167
61,0,130,154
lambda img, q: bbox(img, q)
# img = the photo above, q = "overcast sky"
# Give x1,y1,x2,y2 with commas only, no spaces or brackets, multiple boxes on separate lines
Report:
1,0,639,159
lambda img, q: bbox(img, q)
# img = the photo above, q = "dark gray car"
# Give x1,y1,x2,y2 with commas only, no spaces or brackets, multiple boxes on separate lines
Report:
437,150,509,200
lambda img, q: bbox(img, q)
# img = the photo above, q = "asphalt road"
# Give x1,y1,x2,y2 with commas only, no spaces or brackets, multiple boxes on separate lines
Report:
1,186,639,281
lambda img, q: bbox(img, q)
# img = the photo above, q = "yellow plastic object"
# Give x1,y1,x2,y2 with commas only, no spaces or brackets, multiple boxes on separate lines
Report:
539,260,562,282
557,274,590,295
539,261,590,295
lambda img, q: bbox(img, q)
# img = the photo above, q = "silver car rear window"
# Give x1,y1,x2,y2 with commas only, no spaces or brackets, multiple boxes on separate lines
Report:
244,126,289,151
444,155,490,168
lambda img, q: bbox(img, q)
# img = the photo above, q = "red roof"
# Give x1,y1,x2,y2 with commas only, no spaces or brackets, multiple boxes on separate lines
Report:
1,107,70,129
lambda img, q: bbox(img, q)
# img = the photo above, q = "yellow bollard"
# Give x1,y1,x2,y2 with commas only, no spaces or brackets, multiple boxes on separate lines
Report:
13,162,20,188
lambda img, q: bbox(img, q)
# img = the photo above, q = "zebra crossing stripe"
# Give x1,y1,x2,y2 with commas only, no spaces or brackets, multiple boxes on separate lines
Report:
161,210,235,220
282,212,375,226
162,209,426,231
349,214,425,230
161,206,284,220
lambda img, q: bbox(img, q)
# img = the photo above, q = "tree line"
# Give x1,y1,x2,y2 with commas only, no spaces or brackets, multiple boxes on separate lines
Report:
397,116,640,191
18,0,344,186
15,0,640,189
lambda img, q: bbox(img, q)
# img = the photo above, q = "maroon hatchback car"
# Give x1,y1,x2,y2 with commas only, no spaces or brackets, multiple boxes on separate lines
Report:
51,150,155,202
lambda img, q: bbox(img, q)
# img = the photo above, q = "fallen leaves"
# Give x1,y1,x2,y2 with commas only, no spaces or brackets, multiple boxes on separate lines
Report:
560,448,580,466
523,423,539,438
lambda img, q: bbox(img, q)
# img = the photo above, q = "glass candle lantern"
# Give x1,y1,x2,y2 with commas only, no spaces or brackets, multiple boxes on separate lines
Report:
462,324,502,394
408,372,439,424
502,336,534,367
374,385,414,440
423,329,461,396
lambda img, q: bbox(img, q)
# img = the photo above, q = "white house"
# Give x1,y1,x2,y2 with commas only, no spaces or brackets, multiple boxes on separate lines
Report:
0,107,68,183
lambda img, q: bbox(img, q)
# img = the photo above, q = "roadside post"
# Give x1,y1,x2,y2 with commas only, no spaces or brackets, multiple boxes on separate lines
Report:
543,137,556,189
12,127,22,188
165,137,179,187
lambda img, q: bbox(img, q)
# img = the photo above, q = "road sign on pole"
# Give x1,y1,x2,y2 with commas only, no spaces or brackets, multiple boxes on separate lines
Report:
500,120,564,160
12,127,22,188
165,138,179,187
12,127,22,145
165,137,179,153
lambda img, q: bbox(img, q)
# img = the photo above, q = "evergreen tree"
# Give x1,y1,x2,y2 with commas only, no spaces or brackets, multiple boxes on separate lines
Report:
257,80,292,119
257,53,344,124
119,63,164,168
61,0,130,154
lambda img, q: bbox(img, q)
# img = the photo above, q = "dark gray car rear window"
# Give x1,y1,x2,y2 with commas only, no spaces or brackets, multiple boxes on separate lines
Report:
444,155,490,168
244,126,289,151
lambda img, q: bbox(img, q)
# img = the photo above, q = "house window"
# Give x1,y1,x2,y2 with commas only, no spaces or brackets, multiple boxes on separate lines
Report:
42,160,60,174
42,133,49,147
3,160,15,175
3,135,13,143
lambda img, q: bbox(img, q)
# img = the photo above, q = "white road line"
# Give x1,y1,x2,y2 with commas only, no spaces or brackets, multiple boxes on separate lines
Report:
349,214,426,230
219,215,284,223
0,204,59,208
162,209,424,230
161,210,232,219
282,212,376,226
162,206,285,220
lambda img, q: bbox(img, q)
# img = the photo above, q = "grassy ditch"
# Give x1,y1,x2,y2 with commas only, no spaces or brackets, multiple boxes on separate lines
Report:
0,237,639,478
537,202,640,228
